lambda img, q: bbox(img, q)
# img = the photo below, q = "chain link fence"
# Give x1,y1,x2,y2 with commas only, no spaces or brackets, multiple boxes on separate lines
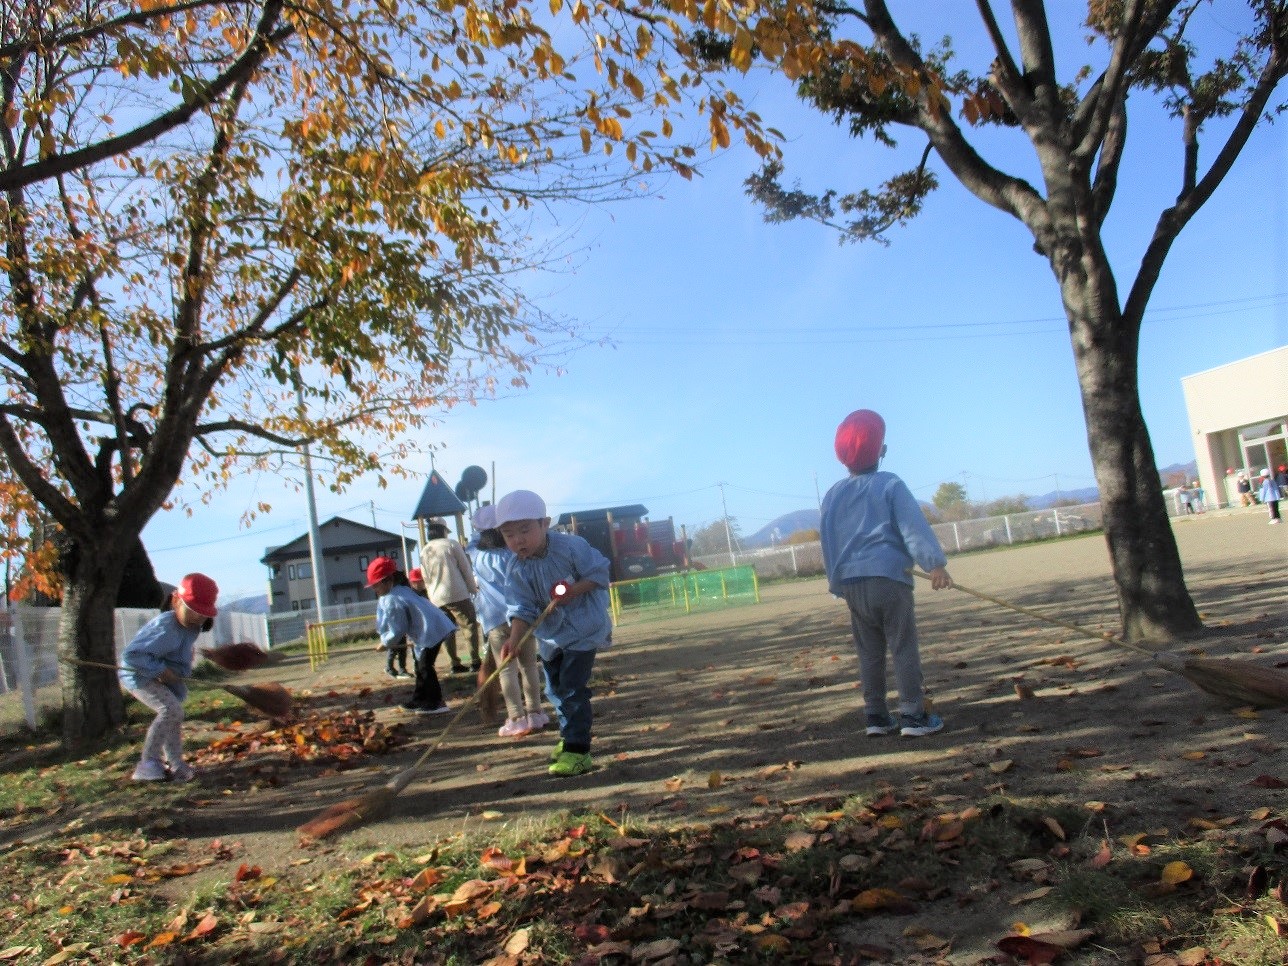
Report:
695,502,1104,580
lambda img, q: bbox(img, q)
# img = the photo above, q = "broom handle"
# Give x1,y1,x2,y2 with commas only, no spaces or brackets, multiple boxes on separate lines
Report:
64,657,246,688
910,570,1154,657
387,595,561,795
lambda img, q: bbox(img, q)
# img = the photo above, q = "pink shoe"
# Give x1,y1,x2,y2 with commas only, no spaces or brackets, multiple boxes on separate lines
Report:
525,711,550,731
498,717,532,738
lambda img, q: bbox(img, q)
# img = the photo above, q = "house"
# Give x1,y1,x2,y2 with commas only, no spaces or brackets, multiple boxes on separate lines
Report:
261,517,412,613
1181,345,1288,508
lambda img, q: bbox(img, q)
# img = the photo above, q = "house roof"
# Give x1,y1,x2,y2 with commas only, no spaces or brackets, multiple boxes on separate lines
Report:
412,470,467,519
555,504,649,526
260,516,406,564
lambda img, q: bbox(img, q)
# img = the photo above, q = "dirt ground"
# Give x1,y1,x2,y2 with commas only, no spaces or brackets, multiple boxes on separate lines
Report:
30,510,1288,961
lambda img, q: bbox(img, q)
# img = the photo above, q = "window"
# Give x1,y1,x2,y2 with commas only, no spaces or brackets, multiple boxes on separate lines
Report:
359,555,369,571
298,598,315,611
292,562,312,580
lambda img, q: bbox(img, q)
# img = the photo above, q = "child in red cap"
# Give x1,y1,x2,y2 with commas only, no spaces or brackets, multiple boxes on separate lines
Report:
367,556,457,713
821,410,952,738
119,574,218,782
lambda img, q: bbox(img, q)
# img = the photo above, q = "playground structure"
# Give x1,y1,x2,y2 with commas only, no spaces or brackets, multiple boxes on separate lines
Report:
555,504,689,581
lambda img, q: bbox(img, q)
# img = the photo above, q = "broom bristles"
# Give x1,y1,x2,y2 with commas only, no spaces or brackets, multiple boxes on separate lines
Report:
221,682,294,720
297,786,399,840
201,642,271,672
477,653,502,723
1154,653,1288,709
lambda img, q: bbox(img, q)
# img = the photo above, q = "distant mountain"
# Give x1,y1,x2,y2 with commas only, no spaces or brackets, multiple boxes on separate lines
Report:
742,510,820,549
1028,486,1101,509
223,594,269,614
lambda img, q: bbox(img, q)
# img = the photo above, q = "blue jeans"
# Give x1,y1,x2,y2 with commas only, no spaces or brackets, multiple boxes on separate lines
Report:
840,577,925,719
541,649,596,752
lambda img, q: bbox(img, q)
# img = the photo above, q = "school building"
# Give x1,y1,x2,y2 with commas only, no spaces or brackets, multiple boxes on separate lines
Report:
1181,344,1288,508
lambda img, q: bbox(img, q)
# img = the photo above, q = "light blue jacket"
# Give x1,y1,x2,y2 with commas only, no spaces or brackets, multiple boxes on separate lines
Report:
1260,476,1283,503
820,470,947,594
504,530,612,659
118,610,199,700
377,585,456,658
468,542,514,636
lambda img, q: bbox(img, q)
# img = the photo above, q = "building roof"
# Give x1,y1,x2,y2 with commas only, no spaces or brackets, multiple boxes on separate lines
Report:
555,504,649,526
412,470,468,519
260,516,405,564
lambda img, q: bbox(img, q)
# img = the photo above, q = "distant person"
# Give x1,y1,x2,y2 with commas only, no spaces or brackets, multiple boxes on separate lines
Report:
1190,480,1205,513
1259,468,1282,525
119,574,218,782
1276,465,1288,491
367,556,456,714
820,409,952,738
1176,484,1193,515
1236,472,1253,507
468,504,549,738
419,517,483,674
497,489,612,777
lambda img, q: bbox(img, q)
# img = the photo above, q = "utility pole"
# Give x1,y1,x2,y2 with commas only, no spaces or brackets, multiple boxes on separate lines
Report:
813,471,822,510
718,481,736,563
370,501,377,528
297,382,328,624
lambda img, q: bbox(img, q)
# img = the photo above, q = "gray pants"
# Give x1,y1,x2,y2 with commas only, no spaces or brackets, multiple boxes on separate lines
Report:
129,679,186,767
841,577,925,719
486,623,544,720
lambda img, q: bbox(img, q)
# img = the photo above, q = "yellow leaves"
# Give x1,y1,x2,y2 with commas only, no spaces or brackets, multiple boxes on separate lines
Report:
730,28,754,74
852,888,915,914
549,0,563,13
710,116,730,151
1160,860,1193,886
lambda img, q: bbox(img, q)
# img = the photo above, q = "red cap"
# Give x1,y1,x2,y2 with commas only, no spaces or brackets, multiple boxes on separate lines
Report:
366,556,396,587
176,573,218,619
835,409,886,473
408,567,423,583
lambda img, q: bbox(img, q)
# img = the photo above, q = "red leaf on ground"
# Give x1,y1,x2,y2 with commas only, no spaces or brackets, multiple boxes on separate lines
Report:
233,864,262,882
1250,775,1287,789
996,935,1063,964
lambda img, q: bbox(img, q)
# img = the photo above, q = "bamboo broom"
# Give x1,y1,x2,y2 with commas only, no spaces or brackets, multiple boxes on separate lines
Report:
67,658,295,719
297,589,567,842
913,571,1288,708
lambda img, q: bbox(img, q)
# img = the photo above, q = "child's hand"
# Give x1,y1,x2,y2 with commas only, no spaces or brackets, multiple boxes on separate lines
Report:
549,581,573,605
928,566,952,590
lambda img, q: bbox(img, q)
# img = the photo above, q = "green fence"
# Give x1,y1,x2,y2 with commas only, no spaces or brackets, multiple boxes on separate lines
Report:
609,565,760,626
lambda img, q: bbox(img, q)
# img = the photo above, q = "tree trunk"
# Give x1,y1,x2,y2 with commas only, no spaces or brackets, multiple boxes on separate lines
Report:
58,543,130,747
1064,284,1203,644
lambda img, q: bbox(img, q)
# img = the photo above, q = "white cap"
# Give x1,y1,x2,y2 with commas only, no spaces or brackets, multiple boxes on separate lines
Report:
494,489,547,525
1261,468,1271,477
472,504,496,530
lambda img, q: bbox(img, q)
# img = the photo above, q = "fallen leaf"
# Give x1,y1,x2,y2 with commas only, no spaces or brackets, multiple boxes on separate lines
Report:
185,912,218,942
989,760,1014,774
708,771,723,789
996,934,1062,964
1161,861,1193,886
632,937,681,960
1041,816,1066,840
852,888,915,914
1181,750,1206,761
504,927,530,955
1009,886,1053,905
1251,775,1288,789
1090,842,1112,868
783,831,816,852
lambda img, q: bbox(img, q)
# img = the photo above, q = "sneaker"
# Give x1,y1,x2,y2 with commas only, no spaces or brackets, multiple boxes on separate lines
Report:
131,758,168,782
169,762,197,783
498,717,532,738
471,661,482,673
548,750,592,777
385,669,400,679
549,739,565,762
525,711,551,731
899,712,944,737
865,713,899,737
451,663,469,675
1271,519,1281,525
416,704,452,716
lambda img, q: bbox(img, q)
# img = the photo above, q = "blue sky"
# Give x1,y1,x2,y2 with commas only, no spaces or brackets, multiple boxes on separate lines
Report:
142,7,1288,603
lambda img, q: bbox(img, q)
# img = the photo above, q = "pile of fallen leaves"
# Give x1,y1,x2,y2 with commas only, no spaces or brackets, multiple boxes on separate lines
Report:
192,709,408,773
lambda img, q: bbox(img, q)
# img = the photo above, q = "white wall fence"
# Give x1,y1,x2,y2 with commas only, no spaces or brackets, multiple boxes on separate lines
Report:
694,502,1105,579
0,607,215,734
